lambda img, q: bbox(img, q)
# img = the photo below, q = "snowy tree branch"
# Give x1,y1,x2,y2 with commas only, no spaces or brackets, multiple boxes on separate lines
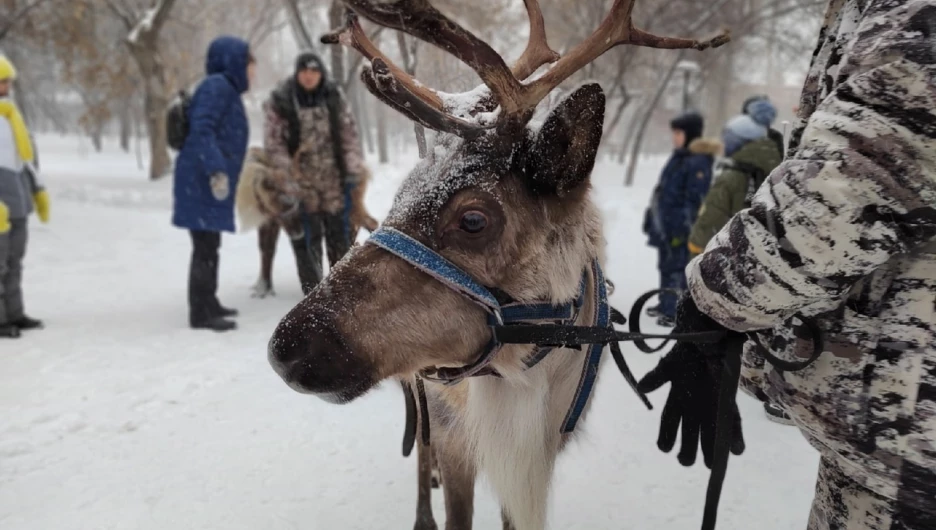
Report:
283,0,316,51
148,0,177,37
0,0,53,42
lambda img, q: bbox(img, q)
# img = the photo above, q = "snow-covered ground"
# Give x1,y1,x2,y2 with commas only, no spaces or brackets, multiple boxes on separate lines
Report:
0,135,819,529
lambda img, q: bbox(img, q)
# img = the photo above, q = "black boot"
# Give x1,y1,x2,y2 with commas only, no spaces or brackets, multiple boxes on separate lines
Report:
215,305,239,318
0,323,22,338
12,315,44,330
188,231,235,330
191,316,237,332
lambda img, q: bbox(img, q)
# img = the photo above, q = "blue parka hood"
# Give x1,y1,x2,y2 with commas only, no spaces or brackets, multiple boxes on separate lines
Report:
206,36,250,94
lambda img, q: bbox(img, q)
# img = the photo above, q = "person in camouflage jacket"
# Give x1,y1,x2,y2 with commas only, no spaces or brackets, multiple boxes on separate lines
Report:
642,0,936,528
261,52,365,295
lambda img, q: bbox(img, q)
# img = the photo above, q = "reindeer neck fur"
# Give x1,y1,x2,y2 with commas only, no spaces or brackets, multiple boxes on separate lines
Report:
462,197,605,530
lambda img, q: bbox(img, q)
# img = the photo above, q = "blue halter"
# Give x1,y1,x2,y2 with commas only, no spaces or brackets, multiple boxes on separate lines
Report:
368,227,610,433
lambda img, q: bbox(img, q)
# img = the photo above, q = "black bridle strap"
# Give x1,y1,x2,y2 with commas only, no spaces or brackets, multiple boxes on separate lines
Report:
703,335,744,530
416,377,430,446
609,339,653,410
401,377,432,458
401,381,418,457
628,289,674,353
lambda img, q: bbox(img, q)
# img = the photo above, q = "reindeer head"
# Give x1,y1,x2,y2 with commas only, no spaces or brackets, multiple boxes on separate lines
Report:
268,0,728,403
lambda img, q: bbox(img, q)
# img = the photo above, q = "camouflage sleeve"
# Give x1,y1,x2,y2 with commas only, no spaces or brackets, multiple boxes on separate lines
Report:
338,95,365,184
688,0,936,332
262,100,292,172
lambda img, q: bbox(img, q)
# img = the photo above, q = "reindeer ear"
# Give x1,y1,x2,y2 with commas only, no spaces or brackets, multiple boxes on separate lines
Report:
521,83,605,196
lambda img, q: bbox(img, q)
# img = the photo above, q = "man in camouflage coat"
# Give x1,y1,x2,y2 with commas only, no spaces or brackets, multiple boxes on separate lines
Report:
640,1,936,528
260,52,365,295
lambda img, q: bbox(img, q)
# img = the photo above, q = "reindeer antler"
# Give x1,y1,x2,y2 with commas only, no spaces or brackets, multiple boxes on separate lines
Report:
511,0,560,81
323,14,491,138
324,0,729,137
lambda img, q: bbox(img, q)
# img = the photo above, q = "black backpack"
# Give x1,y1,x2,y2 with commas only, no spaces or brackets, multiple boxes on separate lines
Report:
166,89,192,151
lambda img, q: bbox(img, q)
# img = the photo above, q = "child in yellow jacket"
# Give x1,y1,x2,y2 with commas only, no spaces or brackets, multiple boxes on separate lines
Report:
0,56,49,338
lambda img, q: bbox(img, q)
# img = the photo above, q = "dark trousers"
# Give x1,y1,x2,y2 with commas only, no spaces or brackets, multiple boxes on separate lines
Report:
188,230,222,324
657,243,689,319
0,219,27,324
291,212,350,295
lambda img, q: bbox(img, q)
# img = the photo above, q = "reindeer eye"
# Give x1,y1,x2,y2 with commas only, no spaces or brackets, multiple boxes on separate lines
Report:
459,211,488,234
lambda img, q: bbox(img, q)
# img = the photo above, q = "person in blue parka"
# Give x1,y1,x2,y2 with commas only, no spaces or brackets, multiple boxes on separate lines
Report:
642,111,719,327
173,36,254,332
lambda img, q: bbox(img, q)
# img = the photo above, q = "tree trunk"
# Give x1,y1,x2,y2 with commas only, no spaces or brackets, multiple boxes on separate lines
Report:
617,113,639,164
606,89,632,133
127,42,172,180
90,125,103,152
713,50,735,132
620,0,733,176
143,88,172,180
376,102,389,164
624,53,684,186
356,88,375,154
119,99,132,152
135,106,145,170
283,0,315,50
396,33,427,158
122,0,178,179
328,1,345,86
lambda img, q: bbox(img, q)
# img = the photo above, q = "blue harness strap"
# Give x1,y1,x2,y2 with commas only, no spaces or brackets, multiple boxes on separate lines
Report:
366,227,603,432
561,259,609,433
369,228,502,321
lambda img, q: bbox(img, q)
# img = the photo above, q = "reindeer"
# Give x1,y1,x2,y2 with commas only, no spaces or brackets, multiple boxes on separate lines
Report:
268,1,727,528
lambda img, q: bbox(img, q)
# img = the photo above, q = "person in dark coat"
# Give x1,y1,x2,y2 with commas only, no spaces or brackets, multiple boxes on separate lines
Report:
643,111,719,326
172,36,254,331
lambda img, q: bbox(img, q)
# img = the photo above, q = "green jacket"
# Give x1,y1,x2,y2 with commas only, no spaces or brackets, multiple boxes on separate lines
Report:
688,137,782,253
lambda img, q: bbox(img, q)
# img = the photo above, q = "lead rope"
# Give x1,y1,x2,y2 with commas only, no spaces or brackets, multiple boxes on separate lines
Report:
628,290,824,530
702,335,743,530
401,377,432,457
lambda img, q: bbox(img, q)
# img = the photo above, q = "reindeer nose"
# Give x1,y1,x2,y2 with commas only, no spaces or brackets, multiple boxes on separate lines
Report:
267,315,376,404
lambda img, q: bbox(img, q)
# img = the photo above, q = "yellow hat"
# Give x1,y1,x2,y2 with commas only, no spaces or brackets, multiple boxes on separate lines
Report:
0,56,17,81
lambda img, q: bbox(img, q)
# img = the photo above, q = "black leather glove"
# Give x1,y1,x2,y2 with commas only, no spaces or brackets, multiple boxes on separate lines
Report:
637,294,746,468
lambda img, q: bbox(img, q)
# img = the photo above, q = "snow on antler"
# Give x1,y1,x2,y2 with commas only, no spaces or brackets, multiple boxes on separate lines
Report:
324,0,730,137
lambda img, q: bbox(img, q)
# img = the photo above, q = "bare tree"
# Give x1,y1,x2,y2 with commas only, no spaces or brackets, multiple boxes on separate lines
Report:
622,0,819,185
282,0,316,50
396,33,427,158
108,0,178,180
375,98,388,163
246,0,287,47
0,0,54,42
